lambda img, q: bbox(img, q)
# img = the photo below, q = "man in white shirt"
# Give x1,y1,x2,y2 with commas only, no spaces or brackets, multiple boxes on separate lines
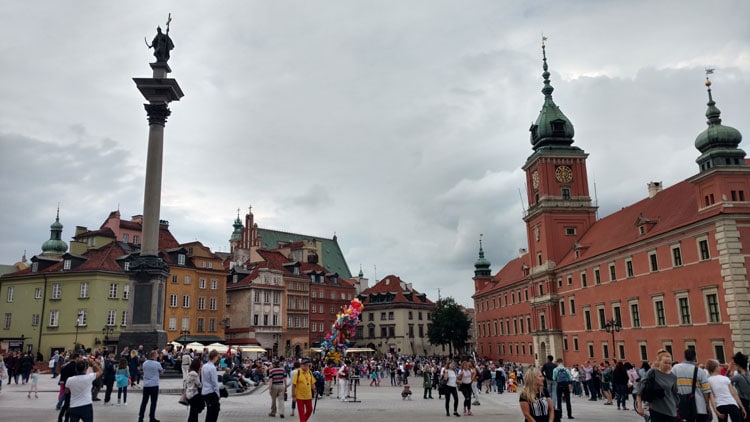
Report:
65,357,102,422
202,350,221,422
138,350,164,422
337,362,349,401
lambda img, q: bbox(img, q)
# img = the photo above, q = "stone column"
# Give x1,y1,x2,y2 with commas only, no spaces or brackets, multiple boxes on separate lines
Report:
119,61,183,352
715,218,750,352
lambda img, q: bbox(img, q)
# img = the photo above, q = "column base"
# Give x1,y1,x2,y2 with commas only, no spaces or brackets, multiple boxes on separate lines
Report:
118,329,167,353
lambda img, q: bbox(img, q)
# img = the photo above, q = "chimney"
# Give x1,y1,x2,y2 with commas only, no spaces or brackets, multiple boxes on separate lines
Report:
518,248,528,258
648,181,663,198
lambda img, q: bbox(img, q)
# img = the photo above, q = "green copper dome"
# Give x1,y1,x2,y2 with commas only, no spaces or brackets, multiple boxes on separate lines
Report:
41,210,68,255
474,236,492,278
529,41,575,151
695,77,745,172
230,212,243,241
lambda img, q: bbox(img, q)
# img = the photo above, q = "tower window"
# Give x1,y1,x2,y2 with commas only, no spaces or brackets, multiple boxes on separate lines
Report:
561,188,571,200
565,227,576,236
551,120,566,135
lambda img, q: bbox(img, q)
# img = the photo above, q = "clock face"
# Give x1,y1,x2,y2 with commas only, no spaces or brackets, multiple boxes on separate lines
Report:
532,171,540,190
555,166,573,183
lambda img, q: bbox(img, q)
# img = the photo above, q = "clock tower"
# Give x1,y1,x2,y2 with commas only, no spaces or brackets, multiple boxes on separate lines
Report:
521,39,598,365
522,40,598,268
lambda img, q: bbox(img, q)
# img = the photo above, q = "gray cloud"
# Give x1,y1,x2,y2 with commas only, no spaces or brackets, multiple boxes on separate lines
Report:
0,1,748,307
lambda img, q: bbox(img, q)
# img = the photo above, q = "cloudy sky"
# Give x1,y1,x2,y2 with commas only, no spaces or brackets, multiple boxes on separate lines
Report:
1,1,748,307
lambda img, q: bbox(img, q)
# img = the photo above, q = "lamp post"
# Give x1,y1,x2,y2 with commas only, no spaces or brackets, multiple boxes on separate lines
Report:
102,325,115,345
604,319,622,360
73,311,84,351
180,329,190,342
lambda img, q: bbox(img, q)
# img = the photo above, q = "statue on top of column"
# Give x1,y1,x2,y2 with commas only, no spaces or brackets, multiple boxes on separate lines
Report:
145,13,174,63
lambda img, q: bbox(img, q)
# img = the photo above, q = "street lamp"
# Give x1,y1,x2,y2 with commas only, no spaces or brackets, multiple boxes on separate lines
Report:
604,319,622,360
102,325,114,344
73,311,84,351
180,329,190,342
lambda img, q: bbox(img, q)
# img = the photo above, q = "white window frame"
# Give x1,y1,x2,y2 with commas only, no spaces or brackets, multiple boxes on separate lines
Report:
209,297,217,311
80,282,89,298
52,283,61,299
35,288,42,300
49,310,59,327
168,316,177,331
704,288,721,323
169,294,177,308
108,283,118,299
6,286,14,302
199,278,206,289
107,310,116,326
183,295,191,308
121,311,128,327
123,284,130,300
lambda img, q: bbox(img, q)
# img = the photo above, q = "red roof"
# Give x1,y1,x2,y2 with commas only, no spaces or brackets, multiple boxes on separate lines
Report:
360,275,434,305
558,180,705,267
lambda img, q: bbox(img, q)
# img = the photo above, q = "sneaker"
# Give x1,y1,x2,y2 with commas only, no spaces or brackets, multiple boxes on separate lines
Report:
280,415,285,419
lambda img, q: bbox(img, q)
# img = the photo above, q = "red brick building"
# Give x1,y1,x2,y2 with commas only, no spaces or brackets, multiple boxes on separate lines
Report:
473,45,750,366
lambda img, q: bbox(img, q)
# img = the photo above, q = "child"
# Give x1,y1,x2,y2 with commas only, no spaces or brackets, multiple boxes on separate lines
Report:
27,368,39,398
115,358,129,405
401,384,412,400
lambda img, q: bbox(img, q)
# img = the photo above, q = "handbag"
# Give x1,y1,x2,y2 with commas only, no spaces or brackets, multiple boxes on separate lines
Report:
179,392,189,406
677,367,698,421
639,370,665,403
219,385,229,398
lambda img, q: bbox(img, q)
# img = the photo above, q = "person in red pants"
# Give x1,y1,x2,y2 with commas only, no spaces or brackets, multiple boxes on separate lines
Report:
292,359,316,422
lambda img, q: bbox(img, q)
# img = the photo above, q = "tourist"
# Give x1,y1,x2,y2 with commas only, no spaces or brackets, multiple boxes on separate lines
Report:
636,349,678,421
292,358,315,422
730,352,750,420
519,367,554,422
65,356,103,422
181,352,191,380
268,360,287,417
51,350,61,378
128,349,141,388
57,353,81,422
202,350,222,422
707,358,745,422
337,361,350,401
185,358,204,422
115,358,129,406
442,361,460,417
671,348,712,420
137,350,164,422
457,361,475,415
542,355,557,408
27,367,39,399
611,361,630,410
289,361,300,417
423,364,433,399
102,353,116,405
601,361,614,405
552,357,574,419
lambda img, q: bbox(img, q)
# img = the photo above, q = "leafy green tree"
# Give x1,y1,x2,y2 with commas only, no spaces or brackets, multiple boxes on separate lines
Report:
427,297,470,356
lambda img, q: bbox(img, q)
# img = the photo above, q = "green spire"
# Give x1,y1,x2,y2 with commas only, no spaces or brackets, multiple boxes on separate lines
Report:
474,234,491,278
41,207,68,256
358,265,364,278
529,37,577,153
695,72,744,172
230,208,243,241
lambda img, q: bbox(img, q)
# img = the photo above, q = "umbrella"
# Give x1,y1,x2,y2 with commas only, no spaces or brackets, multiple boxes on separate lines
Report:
185,342,204,350
207,343,229,353
169,341,182,348
236,345,267,353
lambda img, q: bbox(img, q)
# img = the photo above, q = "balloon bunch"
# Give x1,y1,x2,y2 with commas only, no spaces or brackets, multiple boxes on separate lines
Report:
319,298,364,363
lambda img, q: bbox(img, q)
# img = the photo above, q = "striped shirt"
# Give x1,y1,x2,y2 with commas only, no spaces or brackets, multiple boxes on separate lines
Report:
269,367,286,385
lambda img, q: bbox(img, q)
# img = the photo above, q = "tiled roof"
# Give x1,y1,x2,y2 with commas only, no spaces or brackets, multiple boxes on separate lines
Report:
4,242,128,276
475,255,530,296
258,229,352,278
73,227,116,239
360,274,434,306
557,180,703,267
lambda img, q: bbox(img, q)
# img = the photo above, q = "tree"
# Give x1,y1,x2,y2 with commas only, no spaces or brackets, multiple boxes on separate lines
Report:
427,297,470,356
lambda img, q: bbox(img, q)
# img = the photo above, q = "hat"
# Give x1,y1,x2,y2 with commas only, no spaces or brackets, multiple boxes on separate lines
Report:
301,358,311,365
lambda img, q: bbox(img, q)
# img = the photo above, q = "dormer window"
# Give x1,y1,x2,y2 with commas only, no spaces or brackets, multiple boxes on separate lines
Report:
63,259,72,270
551,120,566,135
32,262,39,272
178,254,186,265
232,274,238,284
124,262,130,271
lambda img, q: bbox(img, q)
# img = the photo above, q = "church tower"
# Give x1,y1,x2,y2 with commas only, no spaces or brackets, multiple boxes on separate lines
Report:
473,234,492,291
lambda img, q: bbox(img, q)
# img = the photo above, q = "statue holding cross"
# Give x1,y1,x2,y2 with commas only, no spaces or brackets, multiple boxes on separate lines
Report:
145,13,174,63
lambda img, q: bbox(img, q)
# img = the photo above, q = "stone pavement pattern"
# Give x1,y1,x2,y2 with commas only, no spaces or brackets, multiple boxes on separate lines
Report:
0,375,643,421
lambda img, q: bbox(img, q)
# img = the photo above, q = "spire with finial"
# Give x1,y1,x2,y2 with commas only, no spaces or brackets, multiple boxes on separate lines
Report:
230,208,243,242
528,34,577,154
694,69,744,172
41,206,68,256
358,264,364,278
474,233,492,278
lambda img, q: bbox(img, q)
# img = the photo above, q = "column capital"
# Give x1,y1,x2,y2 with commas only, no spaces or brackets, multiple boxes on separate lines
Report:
144,103,171,126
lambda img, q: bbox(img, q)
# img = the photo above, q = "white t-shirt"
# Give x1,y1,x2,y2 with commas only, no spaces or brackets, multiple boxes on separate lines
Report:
66,372,96,408
709,375,737,407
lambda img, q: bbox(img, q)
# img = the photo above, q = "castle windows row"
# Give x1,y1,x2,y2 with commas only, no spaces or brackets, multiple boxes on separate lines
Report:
168,294,219,310
564,237,711,290
168,316,218,333
477,314,533,338
569,289,721,329
6,283,131,302
477,288,530,312
43,309,128,329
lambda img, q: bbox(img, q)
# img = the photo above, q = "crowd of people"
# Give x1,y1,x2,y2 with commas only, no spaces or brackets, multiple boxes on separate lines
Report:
6,345,750,422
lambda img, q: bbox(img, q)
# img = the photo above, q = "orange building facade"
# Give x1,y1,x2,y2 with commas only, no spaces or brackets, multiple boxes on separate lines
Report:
473,45,750,367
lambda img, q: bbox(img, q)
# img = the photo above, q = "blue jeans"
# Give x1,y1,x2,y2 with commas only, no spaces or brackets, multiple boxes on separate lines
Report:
138,386,159,422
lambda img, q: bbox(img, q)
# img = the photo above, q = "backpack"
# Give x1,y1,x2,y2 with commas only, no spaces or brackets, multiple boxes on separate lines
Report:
556,368,570,383
639,370,665,403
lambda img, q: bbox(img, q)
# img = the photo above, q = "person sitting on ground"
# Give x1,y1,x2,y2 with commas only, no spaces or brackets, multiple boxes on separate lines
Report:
401,384,412,400
221,368,243,392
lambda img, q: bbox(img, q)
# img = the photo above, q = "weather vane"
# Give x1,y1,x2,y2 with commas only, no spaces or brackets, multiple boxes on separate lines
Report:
705,67,716,86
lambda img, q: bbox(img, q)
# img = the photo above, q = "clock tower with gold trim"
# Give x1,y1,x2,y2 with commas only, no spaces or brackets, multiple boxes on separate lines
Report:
521,39,598,361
